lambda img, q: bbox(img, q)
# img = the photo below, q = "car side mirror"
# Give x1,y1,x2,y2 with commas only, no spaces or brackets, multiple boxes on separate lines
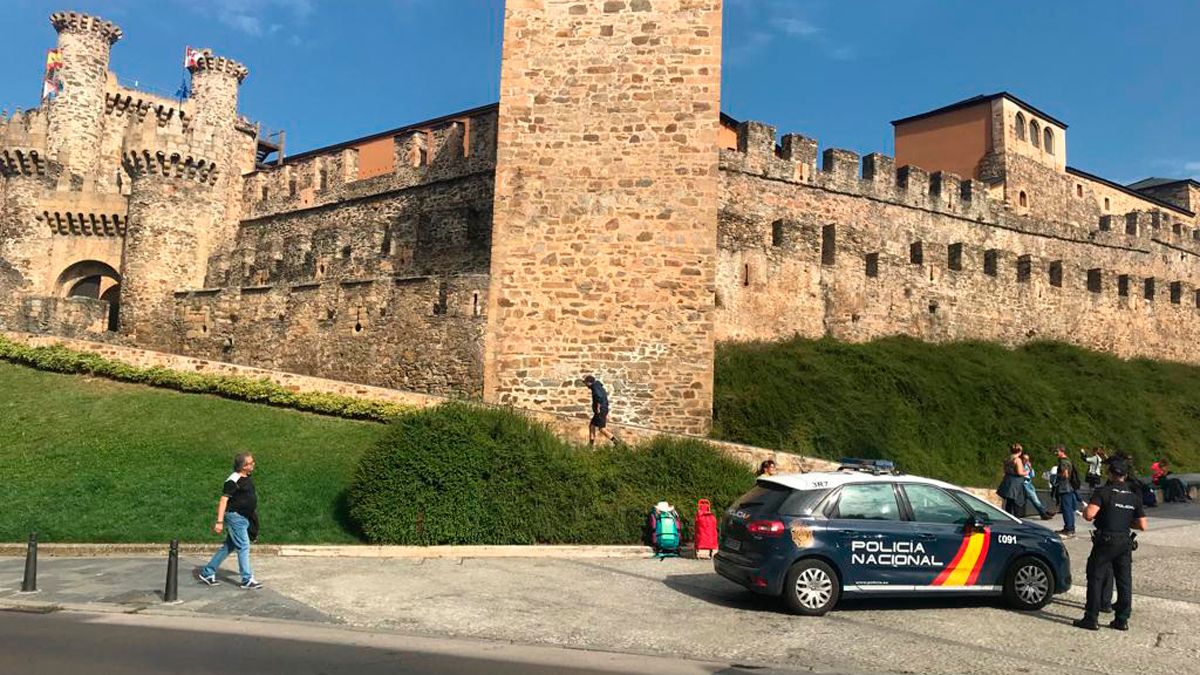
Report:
969,511,990,530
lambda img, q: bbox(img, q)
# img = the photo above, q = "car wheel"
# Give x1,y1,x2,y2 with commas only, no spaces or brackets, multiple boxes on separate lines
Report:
782,559,840,616
1003,556,1054,611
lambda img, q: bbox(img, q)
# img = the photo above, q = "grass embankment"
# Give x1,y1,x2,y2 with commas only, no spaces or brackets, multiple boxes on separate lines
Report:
713,336,1200,488
0,360,754,545
0,362,382,543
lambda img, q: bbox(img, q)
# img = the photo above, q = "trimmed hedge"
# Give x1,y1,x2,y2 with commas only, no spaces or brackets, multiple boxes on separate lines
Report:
0,335,408,422
347,403,755,545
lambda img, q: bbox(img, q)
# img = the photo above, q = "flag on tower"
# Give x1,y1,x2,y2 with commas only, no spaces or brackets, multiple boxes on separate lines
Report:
184,46,204,69
41,49,64,100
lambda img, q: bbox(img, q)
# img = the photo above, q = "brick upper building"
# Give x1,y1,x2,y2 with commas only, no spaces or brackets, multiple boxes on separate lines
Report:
2,3,1199,435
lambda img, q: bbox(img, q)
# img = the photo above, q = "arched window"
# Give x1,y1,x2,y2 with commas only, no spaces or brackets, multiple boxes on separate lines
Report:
1043,128,1054,155
1029,120,1041,148
1019,191,1028,207
56,260,122,332
1015,112,1026,141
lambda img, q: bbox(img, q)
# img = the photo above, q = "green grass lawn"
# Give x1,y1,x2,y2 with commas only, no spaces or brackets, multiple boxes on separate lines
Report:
713,336,1200,488
0,362,383,544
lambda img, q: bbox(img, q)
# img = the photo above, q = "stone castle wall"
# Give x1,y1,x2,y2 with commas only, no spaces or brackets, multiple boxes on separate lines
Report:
715,122,1200,363
173,273,488,396
486,0,724,435
152,108,501,397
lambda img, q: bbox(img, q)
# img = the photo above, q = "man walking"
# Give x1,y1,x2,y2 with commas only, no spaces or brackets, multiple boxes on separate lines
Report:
1054,446,1080,538
1073,457,1147,631
582,375,619,446
197,452,263,590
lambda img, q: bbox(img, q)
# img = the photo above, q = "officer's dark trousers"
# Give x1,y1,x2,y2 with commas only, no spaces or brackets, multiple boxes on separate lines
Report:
1085,533,1133,622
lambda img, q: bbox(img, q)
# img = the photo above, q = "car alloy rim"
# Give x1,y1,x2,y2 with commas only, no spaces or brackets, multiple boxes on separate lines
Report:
1015,564,1049,604
794,568,833,609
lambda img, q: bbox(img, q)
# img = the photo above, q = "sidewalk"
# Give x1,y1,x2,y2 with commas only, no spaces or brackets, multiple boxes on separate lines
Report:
3,502,1198,674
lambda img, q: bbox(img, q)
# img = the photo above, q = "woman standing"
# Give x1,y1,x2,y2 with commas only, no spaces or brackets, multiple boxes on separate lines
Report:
997,443,1029,517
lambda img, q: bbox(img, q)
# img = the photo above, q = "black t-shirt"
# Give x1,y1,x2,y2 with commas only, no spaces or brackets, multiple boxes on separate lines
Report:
222,473,257,517
589,381,609,409
1089,482,1144,533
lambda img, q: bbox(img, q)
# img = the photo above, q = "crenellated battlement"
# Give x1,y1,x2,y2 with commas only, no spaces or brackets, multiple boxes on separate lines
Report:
50,11,122,44
243,107,498,220
0,108,50,150
721,120,994,223
0,149,51,177
187,53,249,83
105,92,190,130
122,149,219,185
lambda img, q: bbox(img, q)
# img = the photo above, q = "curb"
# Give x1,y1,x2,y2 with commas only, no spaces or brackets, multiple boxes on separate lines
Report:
0,543,657,559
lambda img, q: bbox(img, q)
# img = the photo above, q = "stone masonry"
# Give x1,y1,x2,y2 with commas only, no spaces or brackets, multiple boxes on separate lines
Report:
3,4,1200,434
486,0,723,435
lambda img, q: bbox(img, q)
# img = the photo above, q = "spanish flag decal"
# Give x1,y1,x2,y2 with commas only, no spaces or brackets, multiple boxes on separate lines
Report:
932,527,991,586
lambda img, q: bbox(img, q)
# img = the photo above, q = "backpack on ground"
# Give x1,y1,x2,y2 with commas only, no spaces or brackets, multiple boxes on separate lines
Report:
647,501,682,559
1141,482,1158,508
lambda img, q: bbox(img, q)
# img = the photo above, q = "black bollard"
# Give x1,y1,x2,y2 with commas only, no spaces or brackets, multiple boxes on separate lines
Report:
164,539,179,603
20,532,37,593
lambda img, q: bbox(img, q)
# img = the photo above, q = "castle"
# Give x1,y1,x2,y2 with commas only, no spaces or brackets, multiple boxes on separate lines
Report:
2,3,1198,437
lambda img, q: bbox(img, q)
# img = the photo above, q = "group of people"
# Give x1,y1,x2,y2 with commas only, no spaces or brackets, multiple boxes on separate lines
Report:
999,444,1157,630
999,444,1191,538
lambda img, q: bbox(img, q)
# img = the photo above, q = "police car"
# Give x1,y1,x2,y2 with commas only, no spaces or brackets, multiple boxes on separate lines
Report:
714,460,1071,615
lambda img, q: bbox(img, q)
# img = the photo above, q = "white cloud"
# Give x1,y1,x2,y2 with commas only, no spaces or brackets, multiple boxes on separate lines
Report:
778,17,819,37
730,1,856,64
181,0,316,37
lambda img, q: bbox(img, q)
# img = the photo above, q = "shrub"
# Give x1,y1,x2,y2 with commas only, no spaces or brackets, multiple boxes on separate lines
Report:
713,335,1200,487
348,403,756,545
0,336,408,422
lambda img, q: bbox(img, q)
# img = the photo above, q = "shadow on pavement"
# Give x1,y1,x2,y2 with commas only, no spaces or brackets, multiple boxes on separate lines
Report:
666,572,1098,621
662,573,780,613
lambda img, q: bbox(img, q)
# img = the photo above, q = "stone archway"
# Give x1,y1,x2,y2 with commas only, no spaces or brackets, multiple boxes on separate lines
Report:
56,260,121,331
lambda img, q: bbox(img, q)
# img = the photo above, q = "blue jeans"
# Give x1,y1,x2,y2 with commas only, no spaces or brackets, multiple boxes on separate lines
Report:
1022,481,1047,516
202,511,253,583
1059,491,1078,532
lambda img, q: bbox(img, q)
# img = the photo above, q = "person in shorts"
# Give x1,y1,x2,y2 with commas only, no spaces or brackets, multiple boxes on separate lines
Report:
583,375,620,446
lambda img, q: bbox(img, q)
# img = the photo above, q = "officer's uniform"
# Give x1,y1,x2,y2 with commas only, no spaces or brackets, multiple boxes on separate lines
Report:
1082,476,1144,625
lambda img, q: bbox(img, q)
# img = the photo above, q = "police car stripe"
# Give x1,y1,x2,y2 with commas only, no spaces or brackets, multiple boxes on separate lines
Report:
964,529,991,586
932,527,991,587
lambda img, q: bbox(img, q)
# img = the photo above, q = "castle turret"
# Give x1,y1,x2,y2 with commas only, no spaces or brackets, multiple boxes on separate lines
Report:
186,52,249,271
118,148,219,347
45,11,122,180
187,53,247,147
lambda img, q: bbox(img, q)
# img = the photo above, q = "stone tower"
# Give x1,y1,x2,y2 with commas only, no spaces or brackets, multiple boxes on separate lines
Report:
184,53,249,272
119,148,220,347
117,51,246,347
45,11,122,181
485,0,724,435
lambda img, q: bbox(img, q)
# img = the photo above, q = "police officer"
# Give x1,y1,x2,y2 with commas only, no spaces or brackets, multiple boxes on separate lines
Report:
1073,457,1147,631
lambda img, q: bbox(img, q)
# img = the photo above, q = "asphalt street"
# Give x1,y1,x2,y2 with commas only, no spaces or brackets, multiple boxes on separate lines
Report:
0,611,793,675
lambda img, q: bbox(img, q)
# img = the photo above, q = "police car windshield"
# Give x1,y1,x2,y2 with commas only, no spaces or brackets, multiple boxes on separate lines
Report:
955,490,1015,523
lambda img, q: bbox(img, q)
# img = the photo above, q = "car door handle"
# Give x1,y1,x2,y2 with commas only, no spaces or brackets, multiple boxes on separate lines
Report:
916,533,937,541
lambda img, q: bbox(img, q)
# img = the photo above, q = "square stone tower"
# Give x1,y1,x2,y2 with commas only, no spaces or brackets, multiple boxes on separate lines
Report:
485,0,723,434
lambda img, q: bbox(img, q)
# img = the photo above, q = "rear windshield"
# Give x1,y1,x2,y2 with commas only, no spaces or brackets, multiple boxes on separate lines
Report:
730,481,792,513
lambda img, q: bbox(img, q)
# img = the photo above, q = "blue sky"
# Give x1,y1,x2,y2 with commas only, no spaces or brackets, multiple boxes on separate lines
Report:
3,1,1197,183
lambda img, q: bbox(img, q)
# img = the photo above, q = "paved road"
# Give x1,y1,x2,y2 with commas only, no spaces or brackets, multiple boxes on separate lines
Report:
1,501,1197,674
0,611,792,675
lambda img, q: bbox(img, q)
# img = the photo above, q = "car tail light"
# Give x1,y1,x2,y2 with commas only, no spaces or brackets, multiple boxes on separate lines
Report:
746,519,786,537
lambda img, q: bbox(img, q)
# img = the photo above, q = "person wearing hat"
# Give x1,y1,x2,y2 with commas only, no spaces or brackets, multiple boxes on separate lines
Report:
1073,456,1148,631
